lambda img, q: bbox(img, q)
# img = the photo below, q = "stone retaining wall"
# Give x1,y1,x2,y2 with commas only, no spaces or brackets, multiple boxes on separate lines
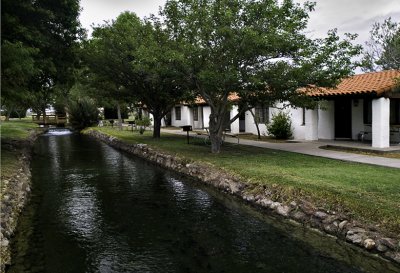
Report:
87,129,400,264
0,133,38,272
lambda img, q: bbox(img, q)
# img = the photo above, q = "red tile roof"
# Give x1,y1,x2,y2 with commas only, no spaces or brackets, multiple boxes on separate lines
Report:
195,93,240,104
305,70,400,97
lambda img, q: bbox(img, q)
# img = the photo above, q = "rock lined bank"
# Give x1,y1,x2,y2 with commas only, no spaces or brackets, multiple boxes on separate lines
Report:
0,132,39,272
86,129,400,265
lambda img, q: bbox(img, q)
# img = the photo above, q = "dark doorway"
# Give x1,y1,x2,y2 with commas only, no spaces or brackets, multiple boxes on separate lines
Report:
335,99,352,139
239,112,246,132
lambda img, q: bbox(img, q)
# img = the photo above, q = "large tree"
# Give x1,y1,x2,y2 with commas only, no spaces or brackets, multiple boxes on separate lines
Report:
1,0,83,120
361,17,400,72
130,16,191,138
83,12,144,128
162,0,361,153
84,12,190,137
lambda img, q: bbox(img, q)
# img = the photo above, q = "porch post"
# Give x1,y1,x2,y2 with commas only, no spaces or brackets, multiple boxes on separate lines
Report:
305,109,318,141
372,97,390,148
230,105,240,134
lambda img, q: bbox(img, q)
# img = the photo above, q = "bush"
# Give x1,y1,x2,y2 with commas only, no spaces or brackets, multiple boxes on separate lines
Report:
135,116,152,134
67,97,99,129
266,111,293,139
7,109,27,119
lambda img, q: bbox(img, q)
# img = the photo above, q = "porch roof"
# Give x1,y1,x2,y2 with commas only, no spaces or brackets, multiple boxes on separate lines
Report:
194,93,240,105
305,70,400,97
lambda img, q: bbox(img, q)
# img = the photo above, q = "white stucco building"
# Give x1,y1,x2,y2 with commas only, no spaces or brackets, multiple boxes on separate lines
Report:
166,70,400,148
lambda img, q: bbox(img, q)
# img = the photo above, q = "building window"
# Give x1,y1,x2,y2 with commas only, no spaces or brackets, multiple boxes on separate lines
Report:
364,99,400,125
363,99,372,124
175,106,181,120
390,99,400,125
193,107,198,121
302,107,306,126
255,104,269,124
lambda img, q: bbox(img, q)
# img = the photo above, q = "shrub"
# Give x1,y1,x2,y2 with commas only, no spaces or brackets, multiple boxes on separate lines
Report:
67,97,99,129
266,111,293,139
6,108,27,119
135,116,152,134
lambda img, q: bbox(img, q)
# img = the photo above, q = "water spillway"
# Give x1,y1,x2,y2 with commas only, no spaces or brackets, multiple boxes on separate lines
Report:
8,133,399,273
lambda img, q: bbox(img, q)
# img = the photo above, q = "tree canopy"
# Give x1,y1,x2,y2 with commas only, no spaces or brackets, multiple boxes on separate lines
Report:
1,0,83,119
162,0,361,152
361,17,400,71
84,12,191,137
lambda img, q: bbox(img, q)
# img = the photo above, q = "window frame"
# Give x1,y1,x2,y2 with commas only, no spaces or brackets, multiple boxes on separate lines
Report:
175,106,181,121
255,104,269,124
193,107,199,121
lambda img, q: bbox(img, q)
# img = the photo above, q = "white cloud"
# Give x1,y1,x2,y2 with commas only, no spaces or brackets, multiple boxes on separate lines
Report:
80,0,400,44
80,0,400,73
80,0,165,34
300,0,400,45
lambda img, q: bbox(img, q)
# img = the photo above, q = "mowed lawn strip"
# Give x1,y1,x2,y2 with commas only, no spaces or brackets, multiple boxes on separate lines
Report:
89,127,400,233
1,118,37,140
1,119,38,190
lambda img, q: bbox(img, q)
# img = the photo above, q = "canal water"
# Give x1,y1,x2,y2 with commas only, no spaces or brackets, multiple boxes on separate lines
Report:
8,133,399,273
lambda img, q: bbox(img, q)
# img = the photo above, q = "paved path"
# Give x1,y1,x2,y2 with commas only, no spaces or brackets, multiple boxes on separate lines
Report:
161,129,400,169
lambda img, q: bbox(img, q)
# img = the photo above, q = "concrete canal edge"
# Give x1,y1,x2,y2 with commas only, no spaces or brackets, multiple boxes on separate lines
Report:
0,131,40,272
86,129,400,266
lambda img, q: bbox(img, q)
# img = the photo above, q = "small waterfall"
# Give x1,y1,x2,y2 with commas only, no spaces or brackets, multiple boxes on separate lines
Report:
45,128,73,136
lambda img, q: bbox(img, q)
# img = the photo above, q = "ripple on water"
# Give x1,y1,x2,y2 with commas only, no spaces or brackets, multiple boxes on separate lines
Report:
7,134,400,273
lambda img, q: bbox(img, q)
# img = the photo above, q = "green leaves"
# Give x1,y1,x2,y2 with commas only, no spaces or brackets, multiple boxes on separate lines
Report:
1,0,83,116
162,0,361,152
361,17,400,71
83,12,192,137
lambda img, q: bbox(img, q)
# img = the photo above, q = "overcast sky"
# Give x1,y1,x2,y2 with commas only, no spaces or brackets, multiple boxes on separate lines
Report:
80,0,400,55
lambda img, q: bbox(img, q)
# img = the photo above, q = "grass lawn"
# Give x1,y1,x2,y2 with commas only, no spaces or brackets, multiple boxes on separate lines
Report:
1,119,38,181
1,118,37,140
89,127,400,233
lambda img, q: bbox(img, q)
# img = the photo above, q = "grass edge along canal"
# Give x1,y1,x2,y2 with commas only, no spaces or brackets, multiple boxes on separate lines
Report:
85,127,400,236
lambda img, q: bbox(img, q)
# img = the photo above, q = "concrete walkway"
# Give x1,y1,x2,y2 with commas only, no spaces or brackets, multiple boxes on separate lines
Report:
161,129,400,169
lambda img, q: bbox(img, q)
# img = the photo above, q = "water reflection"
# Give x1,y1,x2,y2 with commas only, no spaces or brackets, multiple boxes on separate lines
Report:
8,134,400,273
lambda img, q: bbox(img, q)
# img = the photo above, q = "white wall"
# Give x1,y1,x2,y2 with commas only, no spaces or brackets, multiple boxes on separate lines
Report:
305,109,319,140
171,105,191,127
244,108,268,136
318,100,335,140
289,108,305,140
230,106,240,134
243,104,305,140
351,99,364,140
193,106,204,129
202,106,211,128
372,97,390,148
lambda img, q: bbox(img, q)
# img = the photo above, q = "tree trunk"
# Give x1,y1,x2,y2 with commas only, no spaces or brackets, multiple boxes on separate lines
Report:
249,108,261,139
36,111,41,120
5,109,12,121
42,107,47,125
153,116,162,138
117,102,123,130
208,111,224,153
5,105,13,121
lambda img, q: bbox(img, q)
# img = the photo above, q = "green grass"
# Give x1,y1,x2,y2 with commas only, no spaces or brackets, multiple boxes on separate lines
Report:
1,119,38,185
1,118,37,140
88,127,400,233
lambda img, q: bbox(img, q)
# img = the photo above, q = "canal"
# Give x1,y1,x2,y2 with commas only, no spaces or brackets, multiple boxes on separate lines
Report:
8,132,399,273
